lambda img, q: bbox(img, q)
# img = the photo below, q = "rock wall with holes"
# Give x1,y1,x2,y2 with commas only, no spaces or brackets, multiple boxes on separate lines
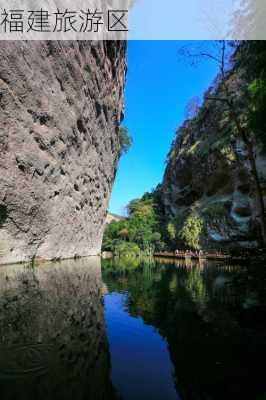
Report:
159,66,266,250
0,41,126,265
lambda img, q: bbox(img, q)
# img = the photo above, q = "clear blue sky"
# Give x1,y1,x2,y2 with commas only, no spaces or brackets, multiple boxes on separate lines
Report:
109,41,219,215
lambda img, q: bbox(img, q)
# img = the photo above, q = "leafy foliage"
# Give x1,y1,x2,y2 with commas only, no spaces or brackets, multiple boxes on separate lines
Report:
202,202,226,222
248,79,266,152
102,194,166,256
167,222,176,241
113,241,141,257
118,127,133,156
220,145,236,162
236,41,266,151
178,214,204,250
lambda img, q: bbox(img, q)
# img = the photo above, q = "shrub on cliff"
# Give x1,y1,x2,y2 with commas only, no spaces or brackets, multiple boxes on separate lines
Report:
178,214,204,250
118,127,133,156
248,79,266,152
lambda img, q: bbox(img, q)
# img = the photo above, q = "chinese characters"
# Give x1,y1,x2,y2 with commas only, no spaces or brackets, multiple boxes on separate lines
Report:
0,8,128,34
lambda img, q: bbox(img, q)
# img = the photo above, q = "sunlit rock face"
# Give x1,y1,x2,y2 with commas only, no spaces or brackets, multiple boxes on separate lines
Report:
0,41,126,264
160,67,266,249
0,257,115,399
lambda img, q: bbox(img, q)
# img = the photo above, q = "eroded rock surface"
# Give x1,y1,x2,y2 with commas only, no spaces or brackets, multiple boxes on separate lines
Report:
0,41,126,264
160,66,266,249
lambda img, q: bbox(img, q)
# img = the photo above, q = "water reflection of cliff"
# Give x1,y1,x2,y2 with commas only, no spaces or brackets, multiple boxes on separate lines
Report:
0,257,116,400
102,258,266,400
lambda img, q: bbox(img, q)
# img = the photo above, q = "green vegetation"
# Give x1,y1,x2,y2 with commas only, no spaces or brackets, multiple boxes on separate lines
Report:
103,192,229,254
179,213,204,250
180,41,266,245
167,222,176,241
102,193,166,257
202,202,227,222
113,242,141,257
220,145,236,162
118,126,133,156
235,41,266,244
236,42,266,153
248,79,266,152
103,192,225,255
186,140,201,156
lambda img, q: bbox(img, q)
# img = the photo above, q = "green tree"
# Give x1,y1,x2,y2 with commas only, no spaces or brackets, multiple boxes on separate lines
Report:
118,228,129,240
167,222,176,241
102,194,166,255
118,127,133,156
113,241,141,257
179,214,204,250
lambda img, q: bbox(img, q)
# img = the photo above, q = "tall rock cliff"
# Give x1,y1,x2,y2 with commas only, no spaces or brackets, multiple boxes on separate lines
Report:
160,61,266,250
0,41,126,265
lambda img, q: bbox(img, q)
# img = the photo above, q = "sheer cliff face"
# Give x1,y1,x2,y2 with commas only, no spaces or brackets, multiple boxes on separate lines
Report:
160,69,266,249
0,41,126,265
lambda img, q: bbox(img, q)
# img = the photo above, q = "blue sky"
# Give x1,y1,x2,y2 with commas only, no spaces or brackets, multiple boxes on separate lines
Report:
127,0,240,40
109,41,219,215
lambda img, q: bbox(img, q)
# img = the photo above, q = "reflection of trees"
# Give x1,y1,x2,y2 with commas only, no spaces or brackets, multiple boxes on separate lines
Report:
0,258,116,400
186,267,208,308
102,259,266,400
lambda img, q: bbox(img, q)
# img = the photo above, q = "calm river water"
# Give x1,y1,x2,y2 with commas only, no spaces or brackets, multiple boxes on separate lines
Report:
0,257,265,400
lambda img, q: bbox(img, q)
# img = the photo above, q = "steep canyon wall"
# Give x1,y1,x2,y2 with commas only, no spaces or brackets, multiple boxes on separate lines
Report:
160,64,266,249
0,41,126,264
